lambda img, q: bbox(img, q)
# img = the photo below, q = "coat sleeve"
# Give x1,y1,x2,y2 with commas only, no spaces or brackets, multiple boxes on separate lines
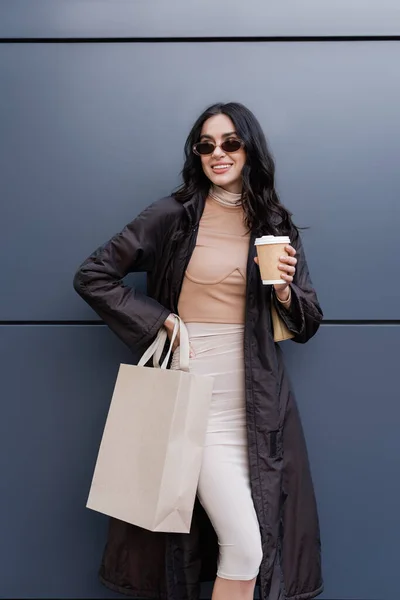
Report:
272,231,323,344
73,199,175,354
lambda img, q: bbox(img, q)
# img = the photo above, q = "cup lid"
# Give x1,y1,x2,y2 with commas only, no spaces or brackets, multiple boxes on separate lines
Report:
254,235,291,246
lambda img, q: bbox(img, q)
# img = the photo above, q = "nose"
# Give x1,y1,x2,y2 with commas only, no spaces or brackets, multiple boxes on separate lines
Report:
212,144,225,159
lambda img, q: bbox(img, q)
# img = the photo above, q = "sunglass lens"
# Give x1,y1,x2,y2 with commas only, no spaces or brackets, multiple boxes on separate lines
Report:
221,139,242,153
194,142,215,155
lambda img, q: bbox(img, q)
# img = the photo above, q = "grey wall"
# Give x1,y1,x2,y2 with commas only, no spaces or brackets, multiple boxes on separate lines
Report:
1,2,399,599
1,0,400,37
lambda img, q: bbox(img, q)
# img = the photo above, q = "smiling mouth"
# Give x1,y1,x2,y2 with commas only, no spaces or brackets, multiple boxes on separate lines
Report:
211,164,233,172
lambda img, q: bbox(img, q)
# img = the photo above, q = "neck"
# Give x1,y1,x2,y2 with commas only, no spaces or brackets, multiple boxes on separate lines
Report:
209,184,242,208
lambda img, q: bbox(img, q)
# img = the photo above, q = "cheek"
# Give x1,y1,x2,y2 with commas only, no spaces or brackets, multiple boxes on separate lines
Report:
201,157,211,173
236,152,246,172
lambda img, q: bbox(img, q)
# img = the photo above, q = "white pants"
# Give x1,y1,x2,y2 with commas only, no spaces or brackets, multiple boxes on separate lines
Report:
172,323,263,581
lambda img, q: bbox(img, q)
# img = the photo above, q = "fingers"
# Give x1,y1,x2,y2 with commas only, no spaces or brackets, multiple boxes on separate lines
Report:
278,262,296,276
280,249,297,266
278,266,295,283
278,272,294,284
168,329,180,351
280,256,297,266
278,258,295,283
279,245,297,282
284,244,297,257
172,341,196,359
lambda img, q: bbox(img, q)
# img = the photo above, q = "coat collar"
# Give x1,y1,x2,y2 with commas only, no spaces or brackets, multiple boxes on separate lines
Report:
182,191,207,228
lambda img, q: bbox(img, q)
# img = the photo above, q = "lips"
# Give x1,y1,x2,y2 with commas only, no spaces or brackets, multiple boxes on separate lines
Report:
211,163,233,174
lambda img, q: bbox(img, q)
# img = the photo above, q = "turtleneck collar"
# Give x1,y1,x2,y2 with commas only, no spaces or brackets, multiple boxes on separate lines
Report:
209,184,242,208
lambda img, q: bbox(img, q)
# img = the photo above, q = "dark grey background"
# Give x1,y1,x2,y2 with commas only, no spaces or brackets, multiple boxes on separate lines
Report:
1,2,399,599
1,326,398,599
0,0,399,38
1,42,399,321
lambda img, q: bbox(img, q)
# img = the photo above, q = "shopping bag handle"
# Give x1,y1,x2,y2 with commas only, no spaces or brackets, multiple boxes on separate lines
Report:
137,316,190,372
154,317,179,369
160,316,190,372
137,326,170,368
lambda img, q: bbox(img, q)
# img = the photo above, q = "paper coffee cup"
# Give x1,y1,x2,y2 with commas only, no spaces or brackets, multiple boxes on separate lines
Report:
254,235,291,285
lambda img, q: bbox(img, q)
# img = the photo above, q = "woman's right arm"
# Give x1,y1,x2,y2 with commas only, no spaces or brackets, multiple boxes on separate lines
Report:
73,198,177,354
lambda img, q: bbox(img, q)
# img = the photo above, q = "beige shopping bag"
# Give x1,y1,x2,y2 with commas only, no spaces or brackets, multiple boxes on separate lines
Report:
86,317,214,533
271,302,294,342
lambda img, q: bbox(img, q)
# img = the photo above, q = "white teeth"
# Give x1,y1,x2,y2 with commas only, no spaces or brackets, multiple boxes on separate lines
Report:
213,164,231,170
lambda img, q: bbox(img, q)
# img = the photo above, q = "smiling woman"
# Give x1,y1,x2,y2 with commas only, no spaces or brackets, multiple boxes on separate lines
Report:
174,102,296,238
73,101,323,600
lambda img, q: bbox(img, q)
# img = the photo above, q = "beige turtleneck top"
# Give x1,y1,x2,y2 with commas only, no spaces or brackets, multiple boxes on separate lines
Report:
177,185,250,324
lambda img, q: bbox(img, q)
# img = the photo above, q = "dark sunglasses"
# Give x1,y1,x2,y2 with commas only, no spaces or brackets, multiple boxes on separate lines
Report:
192,138,244,156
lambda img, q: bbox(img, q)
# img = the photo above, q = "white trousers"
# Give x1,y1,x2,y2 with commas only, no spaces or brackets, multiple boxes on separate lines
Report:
172,323,263,581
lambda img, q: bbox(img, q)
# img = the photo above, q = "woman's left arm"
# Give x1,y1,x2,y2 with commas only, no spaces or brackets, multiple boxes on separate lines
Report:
272,232,323,344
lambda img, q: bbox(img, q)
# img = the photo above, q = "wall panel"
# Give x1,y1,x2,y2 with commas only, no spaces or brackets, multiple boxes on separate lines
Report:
0,0,399,39
0,324,398,598
1,41,399,321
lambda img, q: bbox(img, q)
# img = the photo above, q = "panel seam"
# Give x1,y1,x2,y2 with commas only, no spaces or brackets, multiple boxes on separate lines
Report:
1,35,400,43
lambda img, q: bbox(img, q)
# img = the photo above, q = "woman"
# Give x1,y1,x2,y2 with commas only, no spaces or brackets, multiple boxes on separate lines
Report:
74,102,324,600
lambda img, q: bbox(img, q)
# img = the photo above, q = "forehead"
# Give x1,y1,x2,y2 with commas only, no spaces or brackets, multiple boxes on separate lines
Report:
200,114,236,139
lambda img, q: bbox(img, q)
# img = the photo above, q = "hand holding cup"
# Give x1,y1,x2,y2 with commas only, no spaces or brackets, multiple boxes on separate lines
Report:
253,236,297,301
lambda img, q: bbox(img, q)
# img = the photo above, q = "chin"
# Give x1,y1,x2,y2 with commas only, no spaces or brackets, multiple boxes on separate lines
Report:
209,173,236,188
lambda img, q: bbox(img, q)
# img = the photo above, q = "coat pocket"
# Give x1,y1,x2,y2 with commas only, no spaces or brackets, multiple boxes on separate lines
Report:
268,429,283,459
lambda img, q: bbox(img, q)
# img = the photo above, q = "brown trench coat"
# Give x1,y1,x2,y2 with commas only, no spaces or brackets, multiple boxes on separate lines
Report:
73,192,324,600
